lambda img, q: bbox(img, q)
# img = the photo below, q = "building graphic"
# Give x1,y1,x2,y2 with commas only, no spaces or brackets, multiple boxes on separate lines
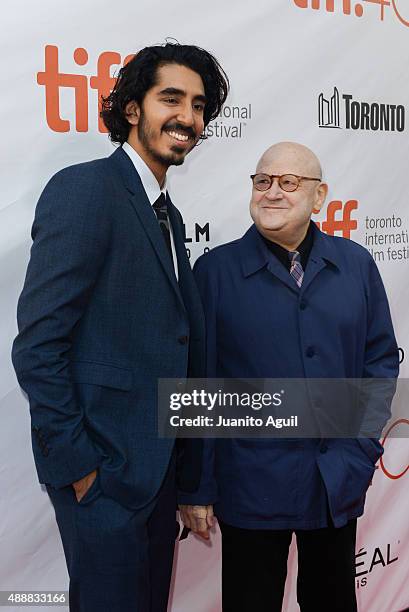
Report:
318,87,341,128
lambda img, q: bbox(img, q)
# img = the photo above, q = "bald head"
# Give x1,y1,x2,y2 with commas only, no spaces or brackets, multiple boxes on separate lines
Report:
250,141,328,250
256,141,322,179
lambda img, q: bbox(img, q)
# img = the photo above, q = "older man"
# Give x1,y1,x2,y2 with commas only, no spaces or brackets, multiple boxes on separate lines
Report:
179,142,398,612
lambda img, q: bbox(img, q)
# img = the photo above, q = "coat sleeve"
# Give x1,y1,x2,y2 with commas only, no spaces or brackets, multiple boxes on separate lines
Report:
178,253,219,505
362,256,399,379
358,254,399,453
12,164,112,488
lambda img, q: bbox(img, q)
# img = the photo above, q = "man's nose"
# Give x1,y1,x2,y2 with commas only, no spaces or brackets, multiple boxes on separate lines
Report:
176,103,195,127
265,178,283,199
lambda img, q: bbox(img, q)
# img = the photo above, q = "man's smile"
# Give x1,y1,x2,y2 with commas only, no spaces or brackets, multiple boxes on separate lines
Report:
162,122,197,147
165,130,191,143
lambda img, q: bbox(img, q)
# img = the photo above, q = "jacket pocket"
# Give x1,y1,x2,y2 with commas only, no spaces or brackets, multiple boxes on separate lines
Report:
70,360,133,391
336,442,376,515
77,471,102,506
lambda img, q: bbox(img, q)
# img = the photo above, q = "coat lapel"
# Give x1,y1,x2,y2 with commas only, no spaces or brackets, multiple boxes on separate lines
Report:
266,254,300,293
300,256,327,294
239,223,339,295
300,224,339,294
240,225,299,293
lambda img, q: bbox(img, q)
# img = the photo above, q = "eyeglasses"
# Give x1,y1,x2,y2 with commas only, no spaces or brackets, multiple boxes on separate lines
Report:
250,173,322,192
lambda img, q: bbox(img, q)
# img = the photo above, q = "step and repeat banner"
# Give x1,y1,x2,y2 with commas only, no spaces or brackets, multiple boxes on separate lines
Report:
1,0,408,610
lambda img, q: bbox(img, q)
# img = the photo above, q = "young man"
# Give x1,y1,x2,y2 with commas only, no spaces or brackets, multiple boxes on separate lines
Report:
12,43,228,612
179,142,398,612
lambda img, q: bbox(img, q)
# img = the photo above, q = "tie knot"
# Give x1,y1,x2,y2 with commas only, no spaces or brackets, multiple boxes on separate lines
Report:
153,193,167,212
288,250,300,264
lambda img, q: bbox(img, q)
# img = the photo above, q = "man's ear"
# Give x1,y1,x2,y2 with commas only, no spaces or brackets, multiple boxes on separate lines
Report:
125,101,140,126
312,182,328,214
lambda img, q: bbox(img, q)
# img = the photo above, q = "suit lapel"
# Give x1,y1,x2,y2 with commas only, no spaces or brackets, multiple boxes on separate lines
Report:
167,195,205,346
167,197,189,275
167,195,194,315
109,147,185,308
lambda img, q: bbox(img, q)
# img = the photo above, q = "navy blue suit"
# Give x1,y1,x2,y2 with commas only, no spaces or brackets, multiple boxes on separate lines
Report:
12,147,205,611
180,223,398,529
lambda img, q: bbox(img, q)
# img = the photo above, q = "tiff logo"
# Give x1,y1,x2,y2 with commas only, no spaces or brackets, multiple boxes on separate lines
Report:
318,87,340,128
293,0,409,28
37,45,134,132
315,200,358,238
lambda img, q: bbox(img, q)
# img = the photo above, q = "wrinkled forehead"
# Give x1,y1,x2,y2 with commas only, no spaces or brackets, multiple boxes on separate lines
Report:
256,145,322,178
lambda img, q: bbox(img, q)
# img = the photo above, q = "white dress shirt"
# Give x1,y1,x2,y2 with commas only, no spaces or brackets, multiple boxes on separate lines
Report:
122,142,179,279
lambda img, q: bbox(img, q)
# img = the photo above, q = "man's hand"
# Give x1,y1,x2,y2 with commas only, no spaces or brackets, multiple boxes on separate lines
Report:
72,469,97,502
179,504,214,540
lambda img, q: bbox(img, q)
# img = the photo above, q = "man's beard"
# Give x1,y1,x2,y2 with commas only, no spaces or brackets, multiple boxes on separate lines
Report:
138,112,193,168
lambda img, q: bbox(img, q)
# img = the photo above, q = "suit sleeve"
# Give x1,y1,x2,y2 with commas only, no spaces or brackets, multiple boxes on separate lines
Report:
358,254,399,454
178,253,219,505
12,165,112,488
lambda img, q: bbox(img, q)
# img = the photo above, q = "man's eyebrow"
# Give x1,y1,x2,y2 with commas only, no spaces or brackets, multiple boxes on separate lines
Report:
158,87,207,103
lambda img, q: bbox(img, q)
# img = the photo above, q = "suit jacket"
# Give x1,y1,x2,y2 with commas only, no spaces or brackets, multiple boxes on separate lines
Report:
179,223,399,529
12,147,205,509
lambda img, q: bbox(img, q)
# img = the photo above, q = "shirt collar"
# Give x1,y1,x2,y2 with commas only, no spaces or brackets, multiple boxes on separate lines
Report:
122,142,167,206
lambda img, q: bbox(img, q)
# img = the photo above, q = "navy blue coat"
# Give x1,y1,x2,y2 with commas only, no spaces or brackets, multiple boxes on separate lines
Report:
179,223,398,529
12,147,205,509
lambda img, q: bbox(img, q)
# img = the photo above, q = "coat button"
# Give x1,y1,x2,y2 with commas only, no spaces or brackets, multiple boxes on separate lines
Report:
43,448,50,457
300,300,307,310
306,346,315,358
320,444,328,454
178,335,189,345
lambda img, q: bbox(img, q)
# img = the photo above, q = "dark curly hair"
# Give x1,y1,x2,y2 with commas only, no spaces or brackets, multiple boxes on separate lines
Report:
101,42,229,144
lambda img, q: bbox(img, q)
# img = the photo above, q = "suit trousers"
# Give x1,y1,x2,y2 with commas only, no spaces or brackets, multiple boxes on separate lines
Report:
219,518,357,612
46,452,177,612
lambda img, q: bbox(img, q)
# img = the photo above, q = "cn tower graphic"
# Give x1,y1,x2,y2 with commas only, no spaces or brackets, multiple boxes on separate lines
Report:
318,87,341,128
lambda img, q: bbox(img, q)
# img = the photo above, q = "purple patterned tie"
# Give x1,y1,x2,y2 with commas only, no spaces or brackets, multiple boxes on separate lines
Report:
288,250,304,287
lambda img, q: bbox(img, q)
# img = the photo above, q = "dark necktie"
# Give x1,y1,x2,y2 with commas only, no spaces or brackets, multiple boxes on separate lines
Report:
288,250,304,287
153,193,174,268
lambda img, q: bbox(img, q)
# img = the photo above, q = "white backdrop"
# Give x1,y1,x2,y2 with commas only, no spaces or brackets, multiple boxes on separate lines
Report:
1,0,408,610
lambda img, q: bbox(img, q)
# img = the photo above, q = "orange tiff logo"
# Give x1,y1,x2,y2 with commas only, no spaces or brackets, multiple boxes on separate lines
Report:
37,45,134,132
293,0,409,26
315,200,358,238
293,0,364,15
